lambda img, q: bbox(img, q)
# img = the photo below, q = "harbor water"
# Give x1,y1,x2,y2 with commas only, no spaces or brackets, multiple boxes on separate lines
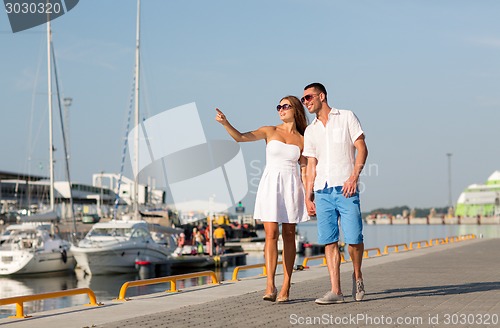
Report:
1,222,500,318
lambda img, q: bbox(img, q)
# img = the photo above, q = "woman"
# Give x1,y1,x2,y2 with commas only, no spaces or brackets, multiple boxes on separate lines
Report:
215,95,309,302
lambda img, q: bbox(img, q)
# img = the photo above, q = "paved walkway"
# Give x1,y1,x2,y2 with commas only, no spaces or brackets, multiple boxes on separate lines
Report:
1,238,499,328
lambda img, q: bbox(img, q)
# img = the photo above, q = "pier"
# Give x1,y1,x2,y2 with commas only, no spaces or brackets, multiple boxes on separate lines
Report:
135,252,248,278
1,238,499,327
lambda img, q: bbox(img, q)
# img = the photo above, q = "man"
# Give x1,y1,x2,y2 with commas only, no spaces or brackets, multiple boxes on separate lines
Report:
302,82,368,304
213,225,226,255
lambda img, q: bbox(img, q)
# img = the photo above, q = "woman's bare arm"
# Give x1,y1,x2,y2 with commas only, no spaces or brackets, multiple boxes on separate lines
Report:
215,108,272,142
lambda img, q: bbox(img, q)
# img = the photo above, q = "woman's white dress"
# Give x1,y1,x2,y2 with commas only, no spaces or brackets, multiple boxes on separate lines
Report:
253,140,309,223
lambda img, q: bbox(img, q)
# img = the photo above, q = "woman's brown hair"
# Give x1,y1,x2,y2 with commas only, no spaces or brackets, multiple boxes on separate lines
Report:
281,95,309,135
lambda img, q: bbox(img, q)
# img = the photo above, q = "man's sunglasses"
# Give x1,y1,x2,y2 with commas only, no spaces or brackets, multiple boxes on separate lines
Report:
301,93,319,104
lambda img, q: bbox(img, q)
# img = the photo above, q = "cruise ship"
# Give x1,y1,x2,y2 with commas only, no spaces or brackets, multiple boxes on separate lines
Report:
455,171,500,218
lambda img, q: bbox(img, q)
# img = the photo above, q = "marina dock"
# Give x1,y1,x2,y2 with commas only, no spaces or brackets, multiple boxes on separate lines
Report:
1,238,499,327
136,252,248,278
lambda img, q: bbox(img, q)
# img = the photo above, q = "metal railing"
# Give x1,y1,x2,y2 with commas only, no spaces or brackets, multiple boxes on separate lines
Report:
231,261,283,281
117,271,219,301
0,288,99,319
383,243,409,254
429,238,446,246
301,253,348,268
460,234,476,240
302,255,327,267
409,240,429,249
363,247,382,258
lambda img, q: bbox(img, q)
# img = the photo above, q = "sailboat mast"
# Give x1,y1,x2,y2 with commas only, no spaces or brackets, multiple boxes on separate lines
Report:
47,19,55,211
133,0,141,219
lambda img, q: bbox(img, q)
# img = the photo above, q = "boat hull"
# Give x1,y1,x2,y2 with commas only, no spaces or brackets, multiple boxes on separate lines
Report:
0,222,76,276
71,243,171,275
0,248,75,276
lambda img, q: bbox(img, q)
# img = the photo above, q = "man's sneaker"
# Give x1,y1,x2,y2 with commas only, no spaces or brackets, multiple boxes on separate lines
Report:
315,291,345,305
352,273,365,301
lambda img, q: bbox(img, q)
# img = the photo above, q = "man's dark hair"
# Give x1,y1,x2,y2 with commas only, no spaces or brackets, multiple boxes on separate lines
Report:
304,82,328,101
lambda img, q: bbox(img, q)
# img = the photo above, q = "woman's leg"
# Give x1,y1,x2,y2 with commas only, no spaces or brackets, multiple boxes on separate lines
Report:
279,223,296,299
264,222,279,295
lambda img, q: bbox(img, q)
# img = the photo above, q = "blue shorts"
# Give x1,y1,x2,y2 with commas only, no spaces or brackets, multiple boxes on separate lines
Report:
315,185,363,245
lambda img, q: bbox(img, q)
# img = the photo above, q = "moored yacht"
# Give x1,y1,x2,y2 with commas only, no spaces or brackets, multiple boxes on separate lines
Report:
71,218,179,275
0,221,75,275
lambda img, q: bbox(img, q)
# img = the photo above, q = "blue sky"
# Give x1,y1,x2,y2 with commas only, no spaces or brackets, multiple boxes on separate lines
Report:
1,0,499,212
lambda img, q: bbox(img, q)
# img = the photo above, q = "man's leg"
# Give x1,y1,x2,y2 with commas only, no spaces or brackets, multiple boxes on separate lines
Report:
338,189,365,301
314,188,345,304
325,241,342,295
348,243,364,281
349,242,365,301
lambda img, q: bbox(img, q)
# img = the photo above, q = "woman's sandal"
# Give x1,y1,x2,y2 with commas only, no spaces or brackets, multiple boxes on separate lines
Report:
262,288,277,302
276,296,289,303
276,292,289,303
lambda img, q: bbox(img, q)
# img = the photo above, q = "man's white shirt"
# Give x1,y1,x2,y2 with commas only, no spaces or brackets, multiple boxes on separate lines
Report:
303,107,364,191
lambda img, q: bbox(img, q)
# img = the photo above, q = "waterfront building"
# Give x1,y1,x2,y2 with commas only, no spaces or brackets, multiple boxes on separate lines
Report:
455,171,500,217
92,173,165,207
0,170,166,220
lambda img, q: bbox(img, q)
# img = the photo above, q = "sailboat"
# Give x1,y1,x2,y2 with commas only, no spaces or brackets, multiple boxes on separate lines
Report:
0,18,76,275
0,221,74,275
71,0,180,275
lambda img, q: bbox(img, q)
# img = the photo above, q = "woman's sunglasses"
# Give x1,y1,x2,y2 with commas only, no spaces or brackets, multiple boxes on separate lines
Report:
276,104,292,111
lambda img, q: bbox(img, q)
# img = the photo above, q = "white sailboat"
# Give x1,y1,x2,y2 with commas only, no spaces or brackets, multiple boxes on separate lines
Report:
71,0,180,275
0,221,75,275
0,18,76,276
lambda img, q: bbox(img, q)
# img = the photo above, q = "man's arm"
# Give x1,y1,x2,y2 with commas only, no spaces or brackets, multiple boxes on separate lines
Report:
299,155,307,187
342,134,368,197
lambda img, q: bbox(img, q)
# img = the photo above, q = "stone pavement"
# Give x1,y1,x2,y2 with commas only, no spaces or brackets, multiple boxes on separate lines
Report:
1,238,499,328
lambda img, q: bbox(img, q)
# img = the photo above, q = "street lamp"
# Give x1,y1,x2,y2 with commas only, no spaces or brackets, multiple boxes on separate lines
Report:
63,97,73,164
446,153,453,208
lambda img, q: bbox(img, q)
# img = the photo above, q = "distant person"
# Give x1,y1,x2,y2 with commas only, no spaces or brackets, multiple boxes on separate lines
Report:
216,95,309,303
191,227,198,246
178,232,185,247
192,228,204,254
213,225,226,255
302,82,368,304
204,225,212,253
196,231,204,248
174,232,185,256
